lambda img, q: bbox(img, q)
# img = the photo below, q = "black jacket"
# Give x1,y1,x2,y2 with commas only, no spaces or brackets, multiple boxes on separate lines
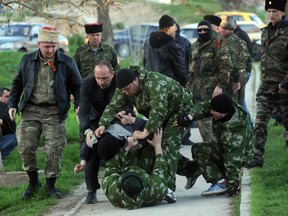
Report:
78,75,116,132
143,31,188,86
8,50,82,120
0,102,16,136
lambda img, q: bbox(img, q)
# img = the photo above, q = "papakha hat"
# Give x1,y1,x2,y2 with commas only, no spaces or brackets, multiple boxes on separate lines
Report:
265,0,287,11
38,26,59,44
84,22,103,34
203,15,222,27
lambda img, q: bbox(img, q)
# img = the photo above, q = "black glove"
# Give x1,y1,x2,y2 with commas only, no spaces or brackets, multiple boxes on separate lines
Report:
280,81,288,90
176,114,192,127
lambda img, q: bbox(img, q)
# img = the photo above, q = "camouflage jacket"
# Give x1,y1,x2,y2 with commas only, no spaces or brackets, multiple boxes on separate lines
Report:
261,16,288,88
224,33,251,83
189,31,233,102
188,100,253,189
102,149,167,210
98,66,194,133
73,42,119,78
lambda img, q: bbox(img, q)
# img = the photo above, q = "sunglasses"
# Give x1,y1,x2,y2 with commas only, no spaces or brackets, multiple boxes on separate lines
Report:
197,28,209,33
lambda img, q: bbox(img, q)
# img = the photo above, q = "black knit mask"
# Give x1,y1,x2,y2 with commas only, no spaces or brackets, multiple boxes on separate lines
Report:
197,20,212,44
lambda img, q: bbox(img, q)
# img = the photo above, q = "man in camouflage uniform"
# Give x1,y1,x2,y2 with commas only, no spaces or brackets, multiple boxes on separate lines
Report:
8,26,81,199
102,127,168,210
219,16,252,107
95,66,194,200
188,20,233,142
73,22,119,78
245,0,288,168
175,94,253,196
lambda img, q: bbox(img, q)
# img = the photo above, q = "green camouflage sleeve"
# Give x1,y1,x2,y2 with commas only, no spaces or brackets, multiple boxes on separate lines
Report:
214,40,233,89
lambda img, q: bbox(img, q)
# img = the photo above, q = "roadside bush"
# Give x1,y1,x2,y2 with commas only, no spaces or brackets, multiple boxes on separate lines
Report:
68,34,85,53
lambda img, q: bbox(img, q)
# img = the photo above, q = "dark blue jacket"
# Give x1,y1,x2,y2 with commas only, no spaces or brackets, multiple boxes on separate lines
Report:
8,50,82,120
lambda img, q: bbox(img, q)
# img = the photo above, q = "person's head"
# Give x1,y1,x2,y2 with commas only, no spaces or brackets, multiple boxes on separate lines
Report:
116,68,139,96
159,15,177,37
85,22,103,48
94,60,114,89
197,20,212,44
0,87,10,104
97,134,124,161
121,170,144,198
218,16,235,37
265,0,287,25
210,94,233,120
38,26,59,60
203,15,222,32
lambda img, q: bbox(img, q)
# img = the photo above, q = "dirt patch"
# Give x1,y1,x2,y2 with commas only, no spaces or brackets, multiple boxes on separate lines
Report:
0,171,28,187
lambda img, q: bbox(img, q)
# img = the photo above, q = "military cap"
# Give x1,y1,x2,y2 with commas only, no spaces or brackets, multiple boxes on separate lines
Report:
84,22,103,34
265,0,287,11
38,26,59,44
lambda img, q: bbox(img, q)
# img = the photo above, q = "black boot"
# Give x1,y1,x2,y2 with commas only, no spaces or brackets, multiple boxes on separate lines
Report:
46,178,62,199
84,190,97,204
23,170,41,199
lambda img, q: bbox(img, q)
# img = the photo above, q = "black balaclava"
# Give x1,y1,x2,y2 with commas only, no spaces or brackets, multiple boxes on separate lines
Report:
197,20,212,44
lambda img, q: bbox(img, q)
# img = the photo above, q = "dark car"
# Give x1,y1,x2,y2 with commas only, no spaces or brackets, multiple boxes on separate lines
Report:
114,23,158,58
0,22,69,53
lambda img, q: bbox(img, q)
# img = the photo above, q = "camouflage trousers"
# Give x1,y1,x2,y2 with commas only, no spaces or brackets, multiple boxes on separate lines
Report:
253,85,288,161
17,104,66,178
192,140,246,191
161,114,186,191
197,118,215,142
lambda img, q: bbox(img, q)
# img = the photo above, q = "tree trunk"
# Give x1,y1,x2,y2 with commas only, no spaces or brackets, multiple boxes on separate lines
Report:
96,0,114,47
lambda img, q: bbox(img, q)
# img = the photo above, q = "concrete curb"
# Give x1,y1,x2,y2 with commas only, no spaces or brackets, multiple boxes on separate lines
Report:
240,168,251,216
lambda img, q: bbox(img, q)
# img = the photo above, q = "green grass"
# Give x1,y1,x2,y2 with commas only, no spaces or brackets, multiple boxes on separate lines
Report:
249,122,288,216
1,141,84,216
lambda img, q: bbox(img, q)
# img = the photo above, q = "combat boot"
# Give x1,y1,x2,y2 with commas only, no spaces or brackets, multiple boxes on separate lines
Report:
46,177,62,199
23,170,41,199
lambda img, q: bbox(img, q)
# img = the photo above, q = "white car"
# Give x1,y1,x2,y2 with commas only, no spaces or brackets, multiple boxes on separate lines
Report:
236,21,262,42
180,23,198,44
0,22,69,53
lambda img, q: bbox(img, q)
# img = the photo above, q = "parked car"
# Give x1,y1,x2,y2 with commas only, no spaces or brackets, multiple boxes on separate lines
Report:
113,23,158,58
0,22,69,53
236,21,262,42
180,23,198,44
215,11,265,27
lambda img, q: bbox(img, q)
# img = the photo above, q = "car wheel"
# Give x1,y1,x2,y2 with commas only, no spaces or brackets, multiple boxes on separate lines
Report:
18,47,27,52
117,43,130,58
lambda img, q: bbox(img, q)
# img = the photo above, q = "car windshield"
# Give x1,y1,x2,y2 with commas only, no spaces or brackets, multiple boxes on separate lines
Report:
0,25,31,36
181,28,198,39
249,15,264,26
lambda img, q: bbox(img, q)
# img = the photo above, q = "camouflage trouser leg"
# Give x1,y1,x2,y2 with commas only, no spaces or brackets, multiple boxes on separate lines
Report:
162,116,185,191
17,117,66,178
197,118,215,142
192,141,223,184
253,86,288,161
176,153,198,178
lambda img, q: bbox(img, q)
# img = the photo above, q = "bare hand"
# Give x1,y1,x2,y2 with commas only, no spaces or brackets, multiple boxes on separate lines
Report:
74,163,86,173
85,130,94,148
117,111,135,125
212,86,223,98
233,82,241,94
95,126,105,137
8,108,17,121
133,129,149,140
